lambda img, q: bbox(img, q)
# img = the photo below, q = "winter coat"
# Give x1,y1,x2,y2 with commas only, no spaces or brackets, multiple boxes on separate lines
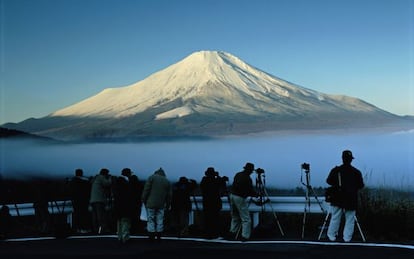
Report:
129,175,143,217
171,178,197,212
69,176,91,204
200,175,223,211
326,164,364,210
141,168,172,209
90,174,112,204
230,171,256,198
112,176,135,219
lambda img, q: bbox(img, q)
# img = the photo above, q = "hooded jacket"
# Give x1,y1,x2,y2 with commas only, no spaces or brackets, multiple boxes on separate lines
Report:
141,168,172,209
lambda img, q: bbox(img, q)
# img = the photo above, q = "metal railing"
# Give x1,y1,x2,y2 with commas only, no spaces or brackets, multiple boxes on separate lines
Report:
4,196,328,228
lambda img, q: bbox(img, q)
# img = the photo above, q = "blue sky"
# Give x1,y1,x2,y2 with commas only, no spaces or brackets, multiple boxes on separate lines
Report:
1,0,413,124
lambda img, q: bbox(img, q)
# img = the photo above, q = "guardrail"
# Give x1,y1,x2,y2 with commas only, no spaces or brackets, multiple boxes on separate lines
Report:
4,196,329,228
191,196,328,213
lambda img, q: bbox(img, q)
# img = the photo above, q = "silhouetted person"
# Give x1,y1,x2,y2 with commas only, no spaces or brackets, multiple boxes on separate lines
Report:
33,180,51,235
171,176,197,236
69,169,91,233
0,205,13,239
326,150,364,242
200,167,226,238
141,168,172,241
229,162,257,241
128,172,144,234
112,168,138,244
90,168,112,234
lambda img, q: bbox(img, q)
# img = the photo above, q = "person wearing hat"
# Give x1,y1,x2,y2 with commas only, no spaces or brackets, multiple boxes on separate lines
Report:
200,167,225,239
228,162,258,241
171,176,197,237
326,150,365,242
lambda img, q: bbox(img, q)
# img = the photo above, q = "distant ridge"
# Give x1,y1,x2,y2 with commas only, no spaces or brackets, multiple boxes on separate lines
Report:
0,127,55,141
2,50,413,141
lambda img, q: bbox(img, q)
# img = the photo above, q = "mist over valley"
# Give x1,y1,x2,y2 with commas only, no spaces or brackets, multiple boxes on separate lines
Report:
1,130,413,190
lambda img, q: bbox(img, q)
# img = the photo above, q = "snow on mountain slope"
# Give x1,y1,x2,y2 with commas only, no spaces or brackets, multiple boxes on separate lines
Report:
50,51,336,119
5,50,408,140
155,106,193,120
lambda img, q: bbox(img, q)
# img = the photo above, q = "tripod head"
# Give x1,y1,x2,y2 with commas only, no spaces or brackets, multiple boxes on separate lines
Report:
300,162,311,187
255,168,265,186
252,168,270,206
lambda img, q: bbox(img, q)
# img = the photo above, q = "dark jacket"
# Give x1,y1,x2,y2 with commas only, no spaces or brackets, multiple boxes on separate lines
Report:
112,176,135,219
230,171,256,198
69,176,91,205
326,164,364,210
171,178,197,212
200,175,223,211
129,175,143,216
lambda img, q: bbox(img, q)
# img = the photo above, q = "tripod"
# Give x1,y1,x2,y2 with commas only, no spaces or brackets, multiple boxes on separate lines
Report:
318,205,366,242
300,163,326,239
249,170,285,237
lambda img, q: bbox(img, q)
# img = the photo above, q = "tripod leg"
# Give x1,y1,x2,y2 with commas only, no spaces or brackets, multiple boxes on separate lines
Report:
272,210,285,237
302,208,307,239
235,225,242,240
263,189,285,237
318,208,330,240
354,215,366,242
309,186,327,213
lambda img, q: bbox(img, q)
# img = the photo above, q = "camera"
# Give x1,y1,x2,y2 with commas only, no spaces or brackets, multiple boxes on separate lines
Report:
220,176,229,182
214,171,229,182
301,163,310,171
255,168,265,175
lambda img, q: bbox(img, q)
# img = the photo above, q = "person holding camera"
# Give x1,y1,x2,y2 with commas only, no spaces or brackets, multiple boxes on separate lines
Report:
171,176,197,237
228,162,258,241
200,167,227,239
69,168,91,234
326,150,364,242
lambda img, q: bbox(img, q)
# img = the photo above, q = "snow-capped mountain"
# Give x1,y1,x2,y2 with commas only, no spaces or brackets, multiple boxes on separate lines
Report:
48,51,379,118
3,51,411,140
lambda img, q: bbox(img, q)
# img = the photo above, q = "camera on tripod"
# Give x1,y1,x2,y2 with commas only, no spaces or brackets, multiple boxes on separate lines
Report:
255,168,265,175
300,162,311,187
301,163,310,172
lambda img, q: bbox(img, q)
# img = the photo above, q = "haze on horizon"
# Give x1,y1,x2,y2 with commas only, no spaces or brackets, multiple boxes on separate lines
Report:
1,130,413,190
1,0,413,125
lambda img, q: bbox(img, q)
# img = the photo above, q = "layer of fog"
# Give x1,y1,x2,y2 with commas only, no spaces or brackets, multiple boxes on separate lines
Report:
1,130,413,189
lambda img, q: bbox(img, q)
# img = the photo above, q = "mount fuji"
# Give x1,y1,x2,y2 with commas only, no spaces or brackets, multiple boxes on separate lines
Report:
3,51,412,141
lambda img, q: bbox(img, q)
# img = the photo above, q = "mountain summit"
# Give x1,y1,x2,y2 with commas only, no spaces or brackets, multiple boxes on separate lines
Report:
3,50,411,140
51,50,322,119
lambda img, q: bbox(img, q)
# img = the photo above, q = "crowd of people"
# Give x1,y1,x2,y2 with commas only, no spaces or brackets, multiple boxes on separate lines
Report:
0,150,365,243
67,165,230,244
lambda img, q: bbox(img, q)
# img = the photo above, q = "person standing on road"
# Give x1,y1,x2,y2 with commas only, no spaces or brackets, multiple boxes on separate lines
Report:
170,176,197,237
326,150,364,242
200,167,226,239
112,168,138,244
69,168,91,234
141,167,172,241
228,162,257,241
90,168,112,234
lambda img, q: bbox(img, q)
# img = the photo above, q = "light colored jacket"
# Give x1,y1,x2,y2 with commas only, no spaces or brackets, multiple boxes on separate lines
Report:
141,168,172,209
89,174,112,203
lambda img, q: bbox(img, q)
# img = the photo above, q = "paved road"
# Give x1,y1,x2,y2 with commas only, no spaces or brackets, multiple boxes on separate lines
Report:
1,235,413,259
